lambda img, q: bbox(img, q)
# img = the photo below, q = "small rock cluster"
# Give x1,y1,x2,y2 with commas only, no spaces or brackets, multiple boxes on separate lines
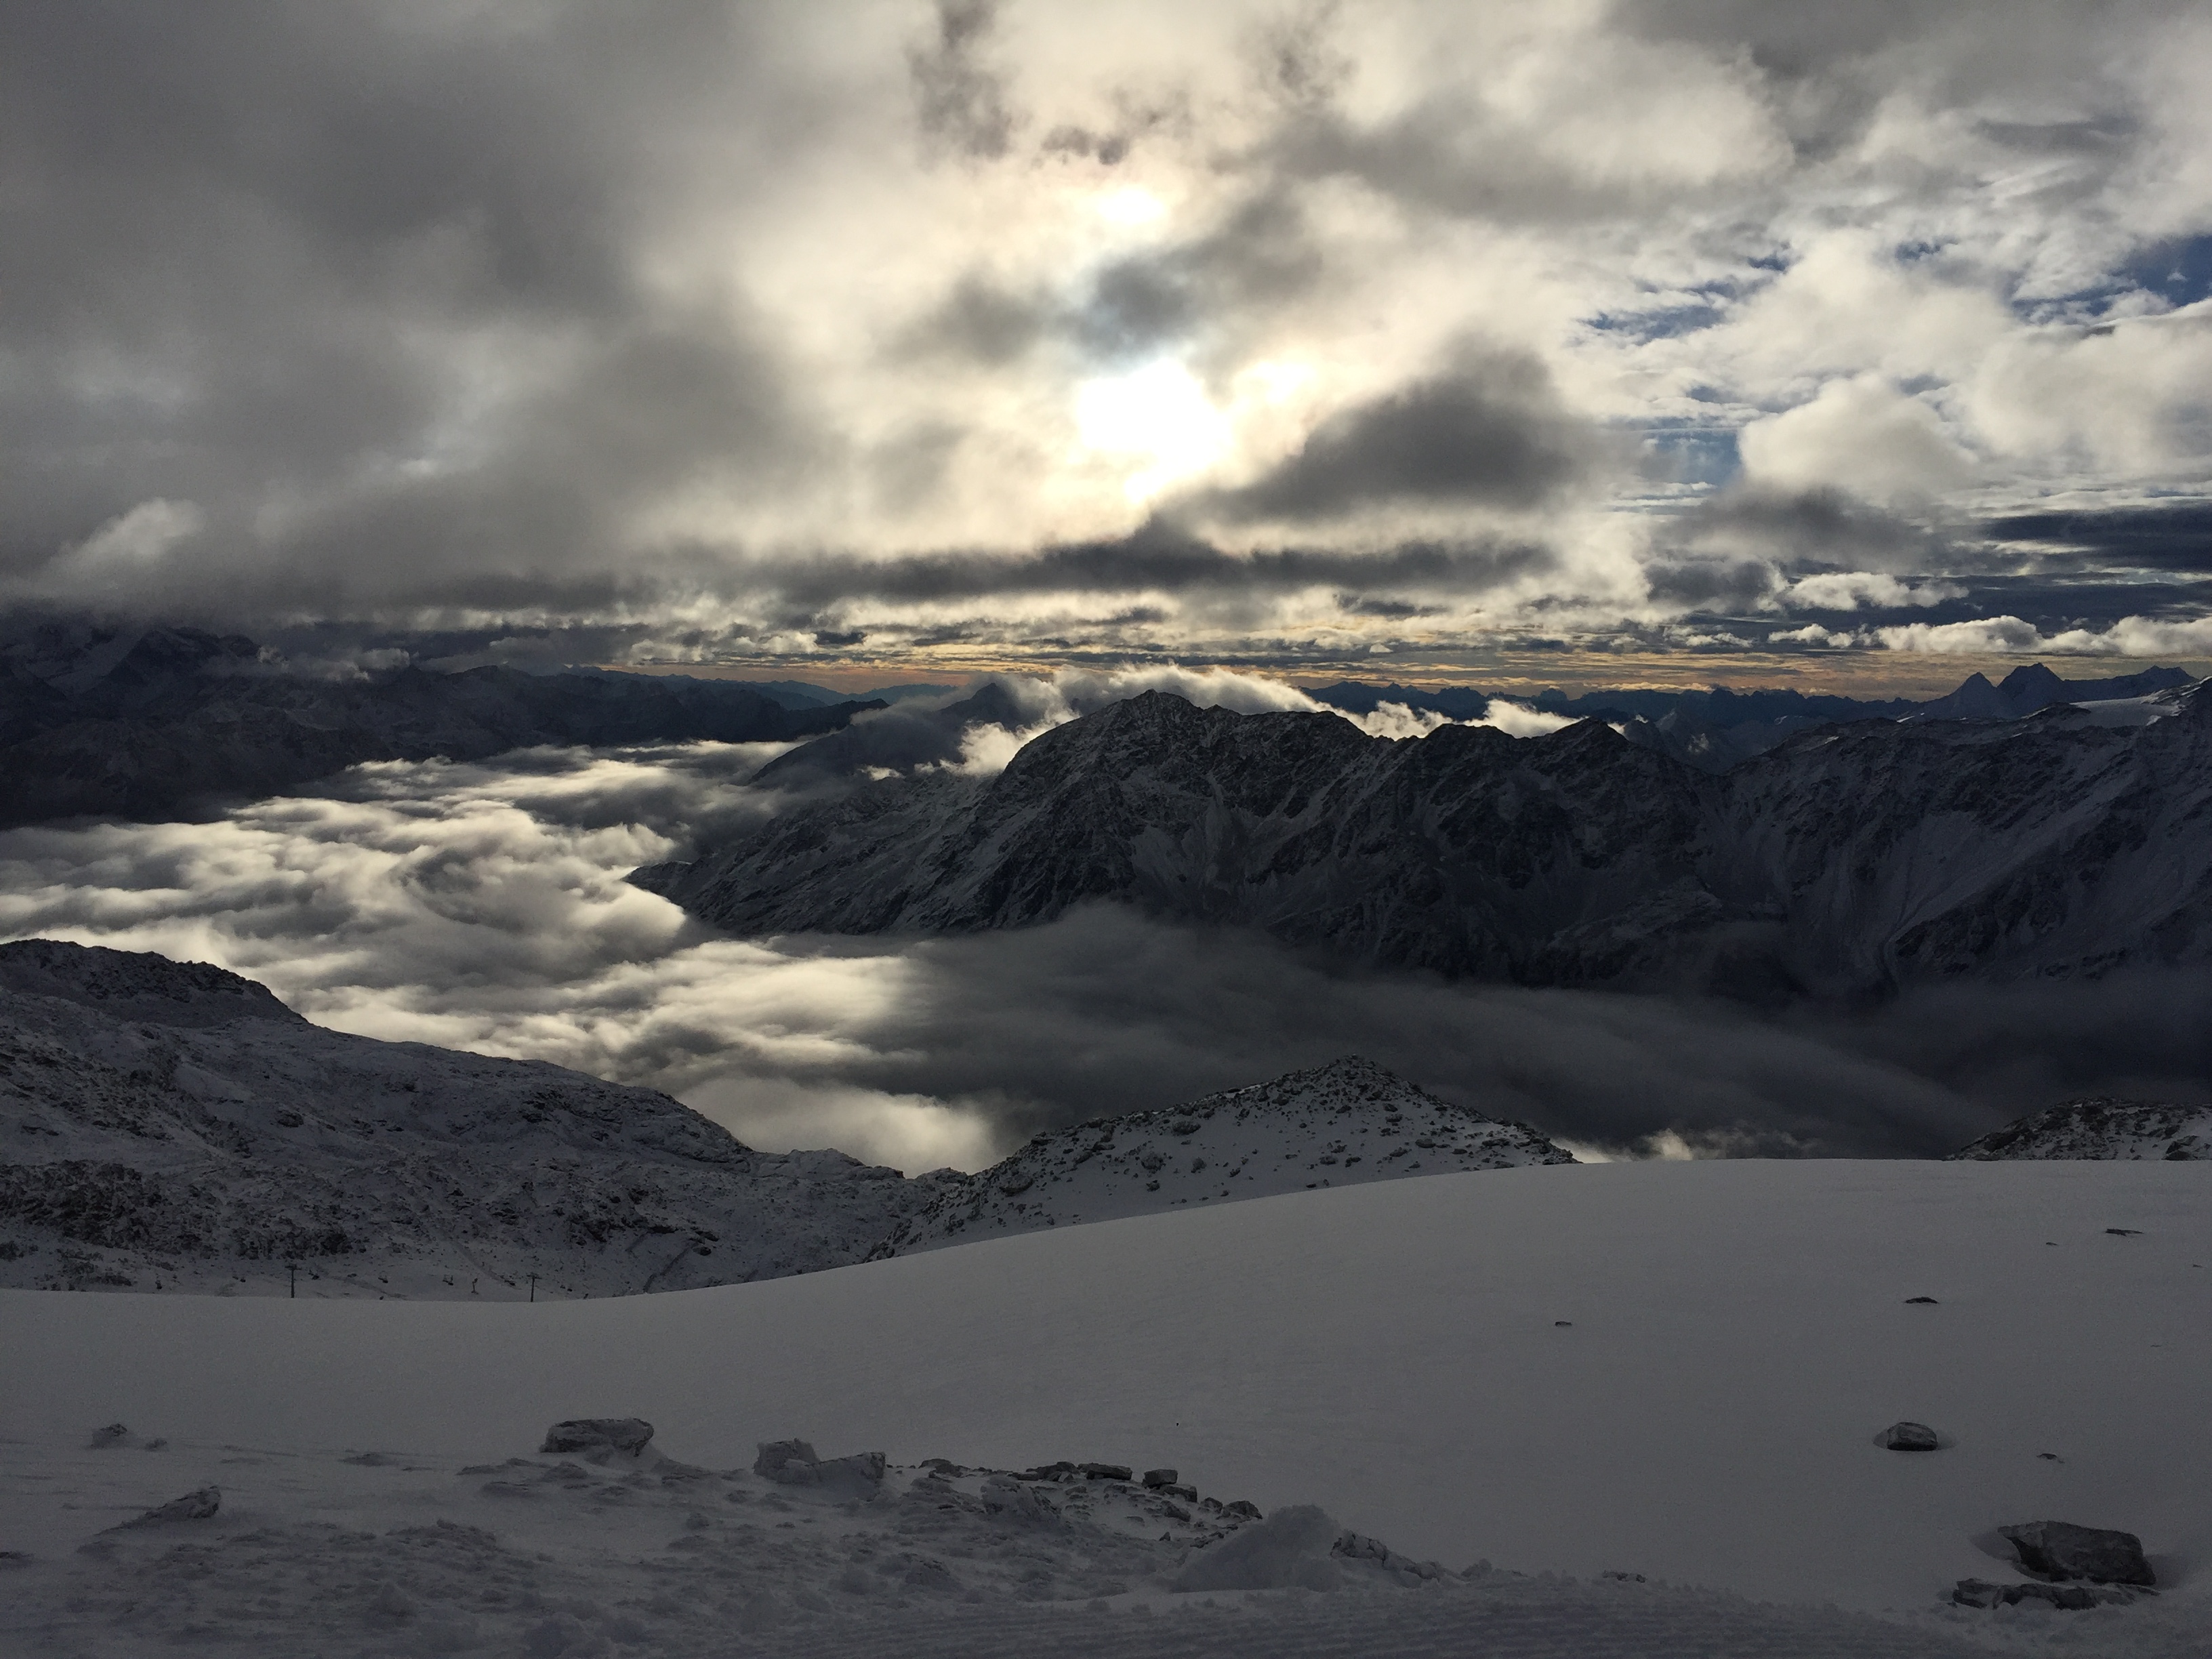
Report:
1952,1519,2156,1610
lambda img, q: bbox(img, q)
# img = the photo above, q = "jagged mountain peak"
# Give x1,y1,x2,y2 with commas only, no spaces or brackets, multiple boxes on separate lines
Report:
882,1055,1573,1256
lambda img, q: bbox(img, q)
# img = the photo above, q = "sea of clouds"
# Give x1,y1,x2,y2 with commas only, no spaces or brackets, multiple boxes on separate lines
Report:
1,681,2203,1171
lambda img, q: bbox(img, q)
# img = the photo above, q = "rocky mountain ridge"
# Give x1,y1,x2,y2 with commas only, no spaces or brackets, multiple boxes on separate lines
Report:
0,939,953,1297
0,942,1572,1297
0,623,878,827
1948,1097,2212,1161
640,678,2212,1000
880,1056,1574,1256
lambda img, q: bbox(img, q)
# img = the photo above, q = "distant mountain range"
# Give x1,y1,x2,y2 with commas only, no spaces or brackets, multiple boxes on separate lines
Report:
1307,661,2198,773
0,623,881,827
641,675,2212,1001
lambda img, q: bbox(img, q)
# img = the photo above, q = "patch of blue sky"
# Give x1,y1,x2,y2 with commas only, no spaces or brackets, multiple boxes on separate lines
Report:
1636,426,1742,490
1584,300,1728,342
2013,232,2212,325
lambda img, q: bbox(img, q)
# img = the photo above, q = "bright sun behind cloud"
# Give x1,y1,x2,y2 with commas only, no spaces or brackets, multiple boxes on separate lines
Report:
1074,359,1233,501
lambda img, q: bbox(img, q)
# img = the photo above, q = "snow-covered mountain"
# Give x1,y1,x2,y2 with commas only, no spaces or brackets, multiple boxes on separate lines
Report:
0,940,956,1298
640,679,2212,998
0,622,877,827
1948,1097,2212,1161
1,944,1572,1298
884,1057,1571,1256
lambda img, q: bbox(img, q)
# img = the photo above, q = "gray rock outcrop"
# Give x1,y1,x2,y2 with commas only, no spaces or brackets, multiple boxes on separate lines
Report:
541,1419,655,1457
1999,1520,2155,1586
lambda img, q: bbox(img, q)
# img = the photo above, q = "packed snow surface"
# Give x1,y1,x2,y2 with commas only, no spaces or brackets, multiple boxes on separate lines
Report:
1950,1097,2212,1161
885,1055,1570,1254
4,1160,2207,1656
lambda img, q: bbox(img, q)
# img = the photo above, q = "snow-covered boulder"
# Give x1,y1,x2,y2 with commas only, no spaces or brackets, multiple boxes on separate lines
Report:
2000,1519,2156,1586
1174,1504,1345,1593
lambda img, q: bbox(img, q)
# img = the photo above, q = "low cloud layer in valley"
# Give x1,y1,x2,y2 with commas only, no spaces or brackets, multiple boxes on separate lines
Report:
2,730,2201,1172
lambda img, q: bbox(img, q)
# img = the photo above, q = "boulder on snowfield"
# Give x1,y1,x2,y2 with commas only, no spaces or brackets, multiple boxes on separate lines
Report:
1224,1499,1262,1519
1142,1468,1179,1488
114,1486,220,1528
753,1440,886,1498
1999,1521,2154,1586
1078,1462,1132,1481
541,1418,654,1457
1881,1421,1942,1451
754,1439,821,1481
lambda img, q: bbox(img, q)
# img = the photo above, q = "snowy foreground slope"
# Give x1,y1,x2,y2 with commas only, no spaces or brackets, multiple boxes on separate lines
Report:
1950,1097,2212,1161
0,940,953,1298
884,1055,1570,1254
3,1160,2207,1657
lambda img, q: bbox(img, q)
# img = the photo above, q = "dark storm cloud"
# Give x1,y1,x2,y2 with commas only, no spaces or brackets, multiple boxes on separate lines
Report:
0,2,828,603
1981,502,2212,574
908,0,1021,161
1200,348,1611,522
739,528,1554,618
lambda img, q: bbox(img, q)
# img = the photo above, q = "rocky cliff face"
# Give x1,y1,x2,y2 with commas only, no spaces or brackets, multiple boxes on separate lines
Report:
881,1055,1573,1256
1948,1097,2212,1160
0,940,952,1297
0,624,877,826
642,680,2212,999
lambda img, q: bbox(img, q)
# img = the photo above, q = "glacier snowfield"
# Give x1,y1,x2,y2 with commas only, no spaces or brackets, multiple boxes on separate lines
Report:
4,1158,2207,1657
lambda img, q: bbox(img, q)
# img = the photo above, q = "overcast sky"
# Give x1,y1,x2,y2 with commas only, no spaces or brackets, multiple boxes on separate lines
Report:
5,1,2211,689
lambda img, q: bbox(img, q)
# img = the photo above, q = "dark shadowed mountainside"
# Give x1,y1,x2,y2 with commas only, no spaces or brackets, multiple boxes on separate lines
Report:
640,679,2212,1001
0,623,879,827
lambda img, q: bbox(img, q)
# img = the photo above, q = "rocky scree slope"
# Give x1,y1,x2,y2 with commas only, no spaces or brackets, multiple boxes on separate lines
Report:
640,680,2212,999
0,623,878,827
1948,1098,2212,1161
0,940,956,1297
881,1056,1572,1256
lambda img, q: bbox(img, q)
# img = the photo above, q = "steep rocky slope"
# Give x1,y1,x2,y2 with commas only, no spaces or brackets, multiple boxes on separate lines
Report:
1948,1098,2212,1160
882,1056,1572,1255
642,680,2212,999
0,623,876,826
0,941,954,1297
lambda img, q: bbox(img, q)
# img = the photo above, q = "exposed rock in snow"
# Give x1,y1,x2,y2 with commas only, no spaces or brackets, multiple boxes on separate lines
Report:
1952,1576,2141,1610
541,1419,655,1457
1948,1098,2212,1161
1999,1520,2156,1586
1881,1422,1941,1452
0,939,958,1298
644,680,2212,1000
111,1486,220,1528
879,1056,1573,1256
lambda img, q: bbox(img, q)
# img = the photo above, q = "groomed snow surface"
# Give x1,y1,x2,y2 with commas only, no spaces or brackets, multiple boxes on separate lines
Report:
4,1160,2207,1658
